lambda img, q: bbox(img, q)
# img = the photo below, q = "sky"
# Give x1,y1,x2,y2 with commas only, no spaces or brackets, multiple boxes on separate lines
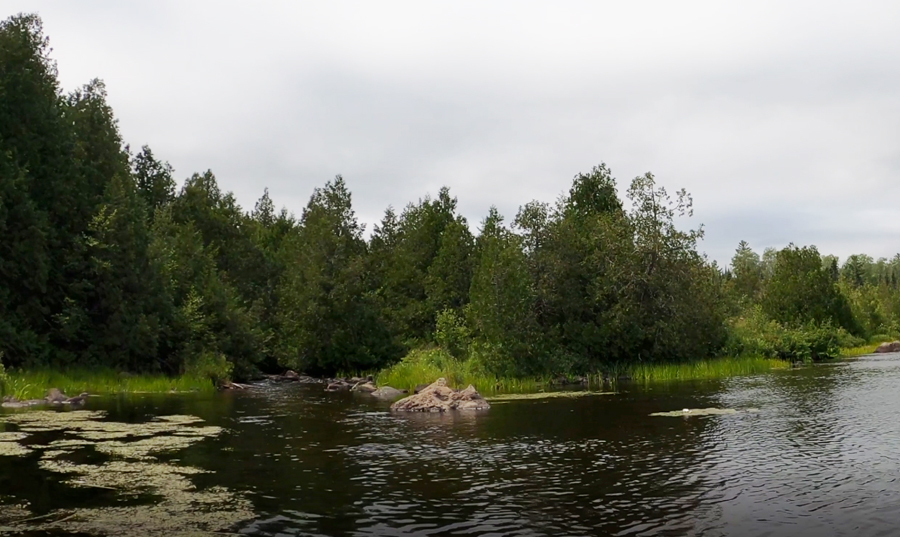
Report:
10,1,900,265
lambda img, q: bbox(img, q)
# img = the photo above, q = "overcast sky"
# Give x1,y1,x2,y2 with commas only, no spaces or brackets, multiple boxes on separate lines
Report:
12,1,900,265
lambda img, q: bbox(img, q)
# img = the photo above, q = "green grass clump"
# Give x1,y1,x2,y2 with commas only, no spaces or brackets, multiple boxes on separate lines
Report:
0,368,215,401
611,355,788,383
375,347,544,395
839,344,880,358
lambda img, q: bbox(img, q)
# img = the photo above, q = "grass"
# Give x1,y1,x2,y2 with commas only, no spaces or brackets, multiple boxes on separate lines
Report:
376,347,793,395
839,344,881,358
375,347,545,395
0,368,215,401
613,356,789,383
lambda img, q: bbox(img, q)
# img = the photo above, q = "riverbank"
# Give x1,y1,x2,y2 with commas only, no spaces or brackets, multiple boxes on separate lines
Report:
0,368,215,401
374,348,795,395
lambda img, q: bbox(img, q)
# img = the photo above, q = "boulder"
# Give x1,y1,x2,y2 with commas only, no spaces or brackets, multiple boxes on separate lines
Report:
371,386,405,400
325,382,351,392
46,388,68,403
413,383,430,394
875,341,900,353
282,370,301,381
351,381,377,393
391,378,490,412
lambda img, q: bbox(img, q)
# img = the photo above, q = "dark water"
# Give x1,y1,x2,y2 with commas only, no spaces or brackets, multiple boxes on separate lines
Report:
3,353,900,536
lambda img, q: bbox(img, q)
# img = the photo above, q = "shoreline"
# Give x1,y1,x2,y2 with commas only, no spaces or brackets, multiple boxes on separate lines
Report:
1,344,885,404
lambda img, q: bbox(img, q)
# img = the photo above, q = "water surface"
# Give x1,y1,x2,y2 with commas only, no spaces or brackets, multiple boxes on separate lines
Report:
3,353,900,536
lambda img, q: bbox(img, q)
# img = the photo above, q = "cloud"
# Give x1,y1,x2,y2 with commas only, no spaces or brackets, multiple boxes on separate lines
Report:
13,0,900,264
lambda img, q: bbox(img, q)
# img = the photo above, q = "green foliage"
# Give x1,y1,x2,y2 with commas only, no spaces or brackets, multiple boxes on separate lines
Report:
434,309,470,359
2,13,897,388
761,244,859,334
724,306,860,363
374,347,542,395
0,368,213,401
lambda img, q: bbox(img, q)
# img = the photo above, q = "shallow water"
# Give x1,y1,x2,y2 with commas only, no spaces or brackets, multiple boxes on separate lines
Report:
3,353,900,536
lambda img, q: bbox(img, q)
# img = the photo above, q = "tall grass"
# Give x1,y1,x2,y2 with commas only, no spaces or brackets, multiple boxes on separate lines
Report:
377,348,791,395
375,347,545,395
614,356,788,383
0,368,214,401
840,343,883,358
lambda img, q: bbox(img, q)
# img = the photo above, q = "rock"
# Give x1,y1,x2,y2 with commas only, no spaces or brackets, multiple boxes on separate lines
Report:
391,378,490,412
219,381,247,390
325,382,351,392
371,386,405,400
45,388,68,403
413,383,430,394
282,370,301,381
64,392,90,405
351,381,377,393
874,341,900,353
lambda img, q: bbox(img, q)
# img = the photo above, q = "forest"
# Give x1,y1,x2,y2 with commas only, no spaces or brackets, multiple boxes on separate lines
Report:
2,14,899,385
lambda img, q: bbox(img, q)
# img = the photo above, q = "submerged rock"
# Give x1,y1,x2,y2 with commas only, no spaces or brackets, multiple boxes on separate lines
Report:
350,381,377,393
874,341,900,353
390,378,490,412
371,386,405,400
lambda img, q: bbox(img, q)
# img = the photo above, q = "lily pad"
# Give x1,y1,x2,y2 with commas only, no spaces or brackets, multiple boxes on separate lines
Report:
650,407,759,417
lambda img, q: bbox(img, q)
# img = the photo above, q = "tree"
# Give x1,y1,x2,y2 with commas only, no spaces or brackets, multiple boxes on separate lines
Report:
132,145,175,217
762,244,859,334
467,207,540,375
275,176,395,374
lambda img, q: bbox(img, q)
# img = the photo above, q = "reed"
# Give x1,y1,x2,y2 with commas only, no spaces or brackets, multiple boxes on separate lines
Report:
616,355,788,383
0,368,214,401
839,344,881,358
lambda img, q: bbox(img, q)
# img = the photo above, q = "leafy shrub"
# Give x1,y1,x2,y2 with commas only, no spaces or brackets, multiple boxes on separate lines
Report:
184,351,233,385
725,306,853,362
434,309,470,359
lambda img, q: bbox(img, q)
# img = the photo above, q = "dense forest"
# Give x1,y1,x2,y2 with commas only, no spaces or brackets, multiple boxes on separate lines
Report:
1,14,899,382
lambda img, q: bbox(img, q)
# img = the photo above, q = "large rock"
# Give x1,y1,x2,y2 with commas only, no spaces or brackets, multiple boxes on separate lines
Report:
875,341,900,353
351,381,377,393
371,386,405,400
390,378,490,412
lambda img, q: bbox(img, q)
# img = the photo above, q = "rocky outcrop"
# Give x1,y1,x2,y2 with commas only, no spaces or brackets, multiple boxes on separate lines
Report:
390,378,490,412
371,386,405,400
875,341,900,353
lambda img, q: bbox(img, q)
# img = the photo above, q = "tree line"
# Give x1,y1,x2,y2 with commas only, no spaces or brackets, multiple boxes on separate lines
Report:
2,15,898,381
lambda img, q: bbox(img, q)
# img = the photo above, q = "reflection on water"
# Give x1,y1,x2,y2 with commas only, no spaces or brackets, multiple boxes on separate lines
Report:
2,353,900,536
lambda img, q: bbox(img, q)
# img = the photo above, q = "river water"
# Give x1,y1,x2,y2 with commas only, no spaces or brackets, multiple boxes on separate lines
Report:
2,352,900,536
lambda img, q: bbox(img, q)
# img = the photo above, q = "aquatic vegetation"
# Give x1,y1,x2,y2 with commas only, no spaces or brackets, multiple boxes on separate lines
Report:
650,407,760,417
375,347,545,395
840,344,881,357
615,356,788,383
487,391,616,402
0,369,215,401
0,409,253,535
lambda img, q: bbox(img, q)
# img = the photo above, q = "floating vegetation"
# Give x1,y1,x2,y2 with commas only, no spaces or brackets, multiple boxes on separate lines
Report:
650,407,760,417
487,391,617,402
0,440,31,457
0,409,253,535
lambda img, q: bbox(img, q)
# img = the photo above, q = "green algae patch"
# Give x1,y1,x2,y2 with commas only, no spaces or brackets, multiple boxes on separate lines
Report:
487,391,617,402
650,407,760,417
0,409,254,535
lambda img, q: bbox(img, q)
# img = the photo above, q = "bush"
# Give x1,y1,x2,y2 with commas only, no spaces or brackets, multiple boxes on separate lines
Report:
184,351,233,385
725,306,853,362
434,309,470,359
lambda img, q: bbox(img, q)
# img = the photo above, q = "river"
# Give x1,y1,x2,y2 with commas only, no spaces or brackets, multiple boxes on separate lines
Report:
2,352,899,536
